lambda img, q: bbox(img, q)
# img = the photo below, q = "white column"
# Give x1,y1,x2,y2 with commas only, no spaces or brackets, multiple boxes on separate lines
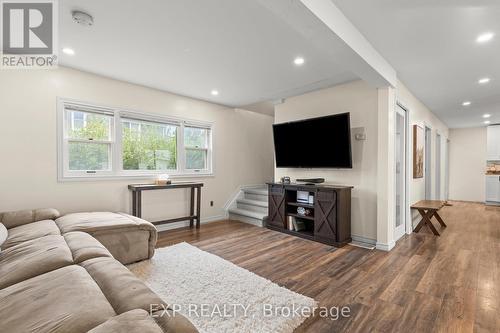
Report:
376,87,396,251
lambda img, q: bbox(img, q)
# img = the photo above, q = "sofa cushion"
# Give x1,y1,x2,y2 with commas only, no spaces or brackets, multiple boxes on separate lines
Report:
0,208,60,229
93,229,153,264
56,212,157,264
2,219,60,249
0,223,7,249
88,309,163,333
0,235,73,289
152,310,200,333
80,257,166,314
56,212,155,233
0,265,116,333
64,231,113,264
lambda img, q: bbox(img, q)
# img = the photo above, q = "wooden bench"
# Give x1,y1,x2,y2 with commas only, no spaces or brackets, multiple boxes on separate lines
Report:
411,200,447,236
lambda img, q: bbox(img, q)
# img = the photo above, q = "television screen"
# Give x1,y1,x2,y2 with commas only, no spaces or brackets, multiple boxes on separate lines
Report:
273,113,352,168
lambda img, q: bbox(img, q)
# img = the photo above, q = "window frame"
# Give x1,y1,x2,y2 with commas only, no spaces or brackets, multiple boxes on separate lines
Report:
57,98,214,181
183,124,213,174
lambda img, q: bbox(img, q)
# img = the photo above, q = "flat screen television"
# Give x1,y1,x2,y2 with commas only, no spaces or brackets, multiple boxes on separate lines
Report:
273,113,352,168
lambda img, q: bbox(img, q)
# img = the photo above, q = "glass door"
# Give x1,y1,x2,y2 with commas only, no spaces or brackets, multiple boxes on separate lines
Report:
395,105,407,240
435,133,441,199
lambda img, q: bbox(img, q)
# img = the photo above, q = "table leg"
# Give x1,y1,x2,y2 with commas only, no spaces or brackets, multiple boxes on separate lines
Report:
425,216,440,236
132,191,137,217
415,209,440,236
414,209,428,232
433,211,447,228
190,187,195,228
137,191,142,218
414,219,425,233
196,187,201,229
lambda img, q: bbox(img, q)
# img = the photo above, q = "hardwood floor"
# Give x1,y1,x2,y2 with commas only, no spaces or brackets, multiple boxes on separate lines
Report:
156,201,499,332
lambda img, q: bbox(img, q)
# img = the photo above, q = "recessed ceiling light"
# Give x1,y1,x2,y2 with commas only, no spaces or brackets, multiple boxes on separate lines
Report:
483,114,491,118
478,77,491,84
484,120,491,124
476,32,494,43
62,48,75,55
293,57,305,66
211,90,219,96
462,101,471,106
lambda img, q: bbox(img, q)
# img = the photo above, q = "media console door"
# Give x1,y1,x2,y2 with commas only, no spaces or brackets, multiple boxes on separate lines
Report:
267,185,286,228
314,189,337,241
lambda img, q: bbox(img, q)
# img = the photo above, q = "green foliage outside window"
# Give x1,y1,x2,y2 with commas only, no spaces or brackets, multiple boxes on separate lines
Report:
68,113,110,170
184,127,208,170
67,111,208,172
122,122,177,170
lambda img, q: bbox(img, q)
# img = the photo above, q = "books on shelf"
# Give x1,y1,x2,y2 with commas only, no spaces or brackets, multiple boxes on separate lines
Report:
287,216,294,231
287,215,306,232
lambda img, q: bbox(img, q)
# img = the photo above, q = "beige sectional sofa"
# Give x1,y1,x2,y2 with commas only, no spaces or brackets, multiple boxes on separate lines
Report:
55,211,158,264
0,208,197,333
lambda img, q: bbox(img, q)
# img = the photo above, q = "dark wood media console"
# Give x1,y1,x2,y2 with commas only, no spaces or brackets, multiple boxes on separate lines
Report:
265,182,352,247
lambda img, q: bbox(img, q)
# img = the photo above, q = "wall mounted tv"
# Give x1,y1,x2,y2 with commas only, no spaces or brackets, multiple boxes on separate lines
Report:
273,113,352,168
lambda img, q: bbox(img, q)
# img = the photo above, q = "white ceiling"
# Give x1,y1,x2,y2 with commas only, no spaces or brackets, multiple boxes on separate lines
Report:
59,0,357,110
331,0,500,128
59,0,499,127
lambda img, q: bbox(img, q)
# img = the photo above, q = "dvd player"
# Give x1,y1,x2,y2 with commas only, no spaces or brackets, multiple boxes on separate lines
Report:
296,178,325,184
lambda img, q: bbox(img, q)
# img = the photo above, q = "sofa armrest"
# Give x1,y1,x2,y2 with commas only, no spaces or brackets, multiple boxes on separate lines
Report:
0,208,60,229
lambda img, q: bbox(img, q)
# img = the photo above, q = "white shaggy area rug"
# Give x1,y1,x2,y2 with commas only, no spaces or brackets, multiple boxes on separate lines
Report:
128,242,317,333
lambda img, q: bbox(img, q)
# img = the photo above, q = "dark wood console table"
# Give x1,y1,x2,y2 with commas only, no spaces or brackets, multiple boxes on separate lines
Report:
128,182,203,228
265,182,352,247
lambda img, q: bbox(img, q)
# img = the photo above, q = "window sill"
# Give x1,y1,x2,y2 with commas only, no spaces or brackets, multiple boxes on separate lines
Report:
58,172,215,182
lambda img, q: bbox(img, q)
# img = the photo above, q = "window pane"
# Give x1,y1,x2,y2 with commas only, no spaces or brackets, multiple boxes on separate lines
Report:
67,110,112,140
184,127,208,148
122,119,177,170
186,149,207,170
69,142,110,170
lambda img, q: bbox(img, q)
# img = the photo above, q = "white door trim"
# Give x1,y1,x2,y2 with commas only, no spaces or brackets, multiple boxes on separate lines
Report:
445,139,450,200
424,125,433,200
435,132,441,200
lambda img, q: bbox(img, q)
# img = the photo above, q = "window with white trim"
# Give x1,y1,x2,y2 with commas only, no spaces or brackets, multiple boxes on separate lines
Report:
184,125,211,171
58,99,213,180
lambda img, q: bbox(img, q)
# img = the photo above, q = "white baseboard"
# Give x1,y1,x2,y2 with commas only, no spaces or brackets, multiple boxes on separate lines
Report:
351,235,376,246
375,240,396,251
156,214,227,232
350,235,376,249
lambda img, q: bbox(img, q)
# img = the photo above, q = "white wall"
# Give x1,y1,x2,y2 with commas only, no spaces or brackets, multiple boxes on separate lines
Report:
0,67,274,224
274,80,379,242
396,81,449,227
449,127,486,202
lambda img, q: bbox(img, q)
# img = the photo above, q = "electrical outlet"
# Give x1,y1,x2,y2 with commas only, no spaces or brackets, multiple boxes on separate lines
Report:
210,201,214,207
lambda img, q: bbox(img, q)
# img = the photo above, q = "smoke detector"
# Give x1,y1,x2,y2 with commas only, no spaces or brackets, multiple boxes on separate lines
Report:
72,10,94,26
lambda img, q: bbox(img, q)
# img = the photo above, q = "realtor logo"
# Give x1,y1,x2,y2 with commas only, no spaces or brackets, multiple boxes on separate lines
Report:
1,0,58,68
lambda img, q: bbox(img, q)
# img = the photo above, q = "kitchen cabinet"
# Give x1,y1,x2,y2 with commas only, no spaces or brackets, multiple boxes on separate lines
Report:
486,175,500,203
487,125,500,161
